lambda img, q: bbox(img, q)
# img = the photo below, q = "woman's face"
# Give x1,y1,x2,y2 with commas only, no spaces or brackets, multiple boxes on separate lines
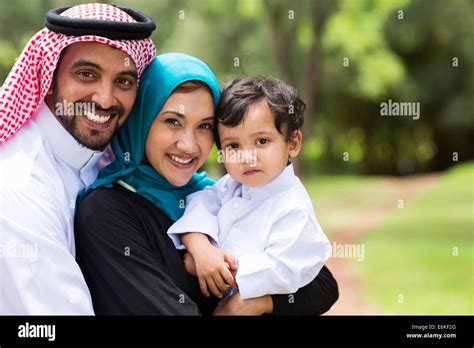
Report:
145,86,215,186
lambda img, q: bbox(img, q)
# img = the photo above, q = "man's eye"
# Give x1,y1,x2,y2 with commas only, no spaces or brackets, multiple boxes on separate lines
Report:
257,138,269,145
78,71,95,79
226,143,239,149
116,78,133,87
165,118,180,126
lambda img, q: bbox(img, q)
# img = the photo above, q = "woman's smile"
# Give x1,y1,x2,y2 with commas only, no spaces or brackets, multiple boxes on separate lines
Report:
166,153,198,170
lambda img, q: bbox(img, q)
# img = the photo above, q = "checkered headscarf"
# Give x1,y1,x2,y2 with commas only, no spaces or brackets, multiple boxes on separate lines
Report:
0,3,156,144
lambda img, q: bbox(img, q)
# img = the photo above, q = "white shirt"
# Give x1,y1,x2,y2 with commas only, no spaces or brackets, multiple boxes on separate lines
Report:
168,164,332,299
0,102,104,314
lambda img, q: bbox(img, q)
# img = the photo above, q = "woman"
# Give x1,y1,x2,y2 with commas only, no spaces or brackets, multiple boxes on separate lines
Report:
74,53,338,315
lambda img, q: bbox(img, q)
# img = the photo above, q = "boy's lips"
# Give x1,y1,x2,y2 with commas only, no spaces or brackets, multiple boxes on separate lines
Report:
243,169,261,176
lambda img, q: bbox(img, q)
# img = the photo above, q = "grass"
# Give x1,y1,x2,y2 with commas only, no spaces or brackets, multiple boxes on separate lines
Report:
355,162,473,314
305,174,395,238
304,162,474,314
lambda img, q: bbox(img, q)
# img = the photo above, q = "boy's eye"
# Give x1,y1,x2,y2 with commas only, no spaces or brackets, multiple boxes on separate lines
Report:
256,138,269,145
226,143,239,149
165,118,181,126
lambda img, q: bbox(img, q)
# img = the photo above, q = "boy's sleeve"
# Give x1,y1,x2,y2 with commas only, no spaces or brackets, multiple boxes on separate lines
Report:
235,208,332,300
167,177,231,249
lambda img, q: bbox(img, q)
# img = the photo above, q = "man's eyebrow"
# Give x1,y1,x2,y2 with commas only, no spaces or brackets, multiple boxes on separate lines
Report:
118,70,138,80
71,60,102,71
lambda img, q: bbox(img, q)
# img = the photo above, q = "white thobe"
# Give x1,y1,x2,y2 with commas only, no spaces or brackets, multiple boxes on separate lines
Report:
0,102,104,314
168,164,332,299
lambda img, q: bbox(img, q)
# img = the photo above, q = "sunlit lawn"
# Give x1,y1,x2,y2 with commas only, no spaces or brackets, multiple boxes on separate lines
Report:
304,162,474,314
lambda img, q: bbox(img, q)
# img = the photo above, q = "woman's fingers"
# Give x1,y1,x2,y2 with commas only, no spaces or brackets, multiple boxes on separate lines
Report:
198,277,210,297
214,271,231,294
221,267,236,288
206,277,223,298
222,251,238,270
183,253,196,276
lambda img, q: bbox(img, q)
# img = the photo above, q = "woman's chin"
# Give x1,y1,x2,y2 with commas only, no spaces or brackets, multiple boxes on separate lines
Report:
166,175,192,187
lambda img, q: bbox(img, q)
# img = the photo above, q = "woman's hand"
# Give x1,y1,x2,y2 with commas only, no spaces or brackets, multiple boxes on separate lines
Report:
183,252,197,276
213,291,274,316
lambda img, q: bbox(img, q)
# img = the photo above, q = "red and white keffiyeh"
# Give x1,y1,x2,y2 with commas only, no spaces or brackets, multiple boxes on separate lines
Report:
0,3,156,144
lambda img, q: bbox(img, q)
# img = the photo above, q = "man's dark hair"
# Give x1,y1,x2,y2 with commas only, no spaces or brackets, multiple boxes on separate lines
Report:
215,76,306,149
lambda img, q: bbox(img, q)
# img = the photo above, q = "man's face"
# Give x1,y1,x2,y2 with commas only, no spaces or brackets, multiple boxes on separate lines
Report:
46,42,138,151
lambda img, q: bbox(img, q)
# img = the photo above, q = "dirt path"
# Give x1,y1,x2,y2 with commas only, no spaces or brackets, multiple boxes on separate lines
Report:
324,174,440,315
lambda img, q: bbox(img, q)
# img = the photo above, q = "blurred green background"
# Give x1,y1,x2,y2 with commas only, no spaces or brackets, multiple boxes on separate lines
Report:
1,0,472,314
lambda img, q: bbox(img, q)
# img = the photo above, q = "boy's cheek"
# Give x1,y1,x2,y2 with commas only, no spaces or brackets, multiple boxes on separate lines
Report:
225,163,240,176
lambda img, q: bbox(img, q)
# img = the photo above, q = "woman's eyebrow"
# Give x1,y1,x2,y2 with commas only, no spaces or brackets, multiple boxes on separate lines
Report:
160,111,214,120
161,110,185,117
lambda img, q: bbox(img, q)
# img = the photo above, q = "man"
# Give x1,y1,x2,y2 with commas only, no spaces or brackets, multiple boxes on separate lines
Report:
0,3,156,314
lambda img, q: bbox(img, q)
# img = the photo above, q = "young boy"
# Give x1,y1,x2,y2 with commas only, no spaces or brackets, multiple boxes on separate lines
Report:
167,76,331,301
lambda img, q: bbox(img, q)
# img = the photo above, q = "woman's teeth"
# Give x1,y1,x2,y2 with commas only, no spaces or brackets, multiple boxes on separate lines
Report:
169,154,194,164
84,110,111,124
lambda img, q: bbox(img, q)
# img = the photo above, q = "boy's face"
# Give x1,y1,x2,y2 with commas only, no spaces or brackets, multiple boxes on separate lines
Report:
218,99,302,187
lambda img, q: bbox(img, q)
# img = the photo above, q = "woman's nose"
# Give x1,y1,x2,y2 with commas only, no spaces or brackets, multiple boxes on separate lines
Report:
176,129,199,154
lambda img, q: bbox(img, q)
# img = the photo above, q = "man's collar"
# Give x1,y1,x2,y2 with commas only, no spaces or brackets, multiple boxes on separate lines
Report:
241,164,296,202
34,101,104,170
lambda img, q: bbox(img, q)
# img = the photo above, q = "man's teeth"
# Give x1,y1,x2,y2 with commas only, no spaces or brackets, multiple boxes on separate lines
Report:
169,154,194,164
84,110,111,124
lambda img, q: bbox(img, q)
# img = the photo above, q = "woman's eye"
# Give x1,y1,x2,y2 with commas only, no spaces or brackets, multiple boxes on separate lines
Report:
226,143,239,149
257,138,269,145
165,118,180,126
199,123,213,130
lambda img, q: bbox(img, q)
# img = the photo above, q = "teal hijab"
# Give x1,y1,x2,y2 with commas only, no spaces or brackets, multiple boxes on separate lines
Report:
85,53,220,221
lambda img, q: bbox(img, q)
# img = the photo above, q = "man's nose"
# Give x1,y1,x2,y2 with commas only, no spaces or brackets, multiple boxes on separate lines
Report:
91,82,116,110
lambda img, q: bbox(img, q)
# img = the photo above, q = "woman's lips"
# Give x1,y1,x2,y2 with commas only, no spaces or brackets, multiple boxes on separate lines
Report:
166,153,197,170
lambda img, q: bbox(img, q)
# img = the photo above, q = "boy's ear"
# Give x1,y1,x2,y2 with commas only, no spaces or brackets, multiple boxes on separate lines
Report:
288,130,302,158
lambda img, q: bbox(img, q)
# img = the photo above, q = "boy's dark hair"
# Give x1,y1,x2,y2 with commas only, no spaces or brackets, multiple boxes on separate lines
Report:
215,76,306,149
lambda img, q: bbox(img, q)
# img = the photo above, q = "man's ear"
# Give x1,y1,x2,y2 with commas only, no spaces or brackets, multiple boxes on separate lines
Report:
45,84,55,112
288,130,302,158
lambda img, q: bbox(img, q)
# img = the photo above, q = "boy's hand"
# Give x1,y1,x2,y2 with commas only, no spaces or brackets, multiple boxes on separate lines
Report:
193,243,237,298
